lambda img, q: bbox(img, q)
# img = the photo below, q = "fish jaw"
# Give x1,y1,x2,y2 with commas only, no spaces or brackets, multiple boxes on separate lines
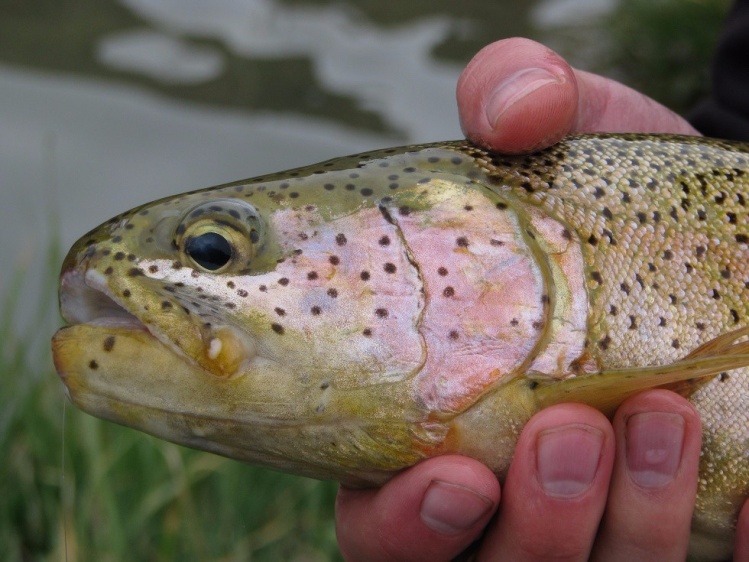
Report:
51,319,433,484
57,261,257,379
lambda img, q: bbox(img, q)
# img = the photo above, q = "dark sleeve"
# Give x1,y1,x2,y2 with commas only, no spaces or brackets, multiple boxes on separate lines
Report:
689,0,749,140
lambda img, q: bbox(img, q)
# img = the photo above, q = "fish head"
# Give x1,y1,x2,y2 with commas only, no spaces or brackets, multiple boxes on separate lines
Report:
52,148,475,482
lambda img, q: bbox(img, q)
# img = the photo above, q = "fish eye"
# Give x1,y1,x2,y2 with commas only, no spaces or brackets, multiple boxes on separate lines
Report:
185,232,232,271
176,199,264,273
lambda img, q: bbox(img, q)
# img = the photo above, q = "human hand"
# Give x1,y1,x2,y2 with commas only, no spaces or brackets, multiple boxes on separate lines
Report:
334,37,746,561
336,391,703,561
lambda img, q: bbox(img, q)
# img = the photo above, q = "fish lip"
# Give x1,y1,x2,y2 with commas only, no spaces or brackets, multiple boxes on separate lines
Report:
59,268,146,332
57,267,258,378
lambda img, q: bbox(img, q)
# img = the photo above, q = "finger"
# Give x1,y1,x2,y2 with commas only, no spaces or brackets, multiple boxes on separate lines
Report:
591,389,702,562
457,38,699,154
734,498,749,561
335,455,499,562
478,404,615,562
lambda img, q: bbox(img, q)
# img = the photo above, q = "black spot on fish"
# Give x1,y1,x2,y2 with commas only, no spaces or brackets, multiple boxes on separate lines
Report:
598,335,612,350
456,237,469,248
311,306,322,316
327,288,338,298
362,328,372,337
271,323,285,335
443,286,455,297
329,255,340,265
307,271,319,281
360,271,370,281
336,233,347,246
89,360,98,370
449,330,459,340
437,267,448,276
103,336,115,352
278,278,290,286
384,263,397,274
375,308,388,318
274,307,286,316
122,289,131,298
379,236,391,246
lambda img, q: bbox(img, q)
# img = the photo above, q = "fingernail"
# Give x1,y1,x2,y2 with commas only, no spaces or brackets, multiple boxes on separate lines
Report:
485,67,564,127
537,424,604,498
626,412,685,488
420,480,494,535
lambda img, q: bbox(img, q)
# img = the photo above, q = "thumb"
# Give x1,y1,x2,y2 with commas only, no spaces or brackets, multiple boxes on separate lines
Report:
457,37,699,154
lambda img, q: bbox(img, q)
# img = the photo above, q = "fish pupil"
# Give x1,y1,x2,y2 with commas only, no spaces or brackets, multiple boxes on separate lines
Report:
186,232,232,270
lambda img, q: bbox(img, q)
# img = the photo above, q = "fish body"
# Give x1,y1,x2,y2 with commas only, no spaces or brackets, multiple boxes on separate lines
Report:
52,134,749,560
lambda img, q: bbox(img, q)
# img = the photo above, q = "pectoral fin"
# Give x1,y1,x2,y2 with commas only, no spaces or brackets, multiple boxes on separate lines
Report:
526,327,749,417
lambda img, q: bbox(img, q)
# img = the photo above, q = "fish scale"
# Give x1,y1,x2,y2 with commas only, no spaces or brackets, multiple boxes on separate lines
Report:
468,135,749,558
53,134,749,561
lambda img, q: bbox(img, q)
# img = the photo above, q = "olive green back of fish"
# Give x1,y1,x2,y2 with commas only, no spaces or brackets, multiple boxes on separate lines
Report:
462,134,749,561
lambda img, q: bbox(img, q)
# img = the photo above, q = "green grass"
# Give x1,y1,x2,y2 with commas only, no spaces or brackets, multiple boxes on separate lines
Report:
0,245,342,562
606,0,733,115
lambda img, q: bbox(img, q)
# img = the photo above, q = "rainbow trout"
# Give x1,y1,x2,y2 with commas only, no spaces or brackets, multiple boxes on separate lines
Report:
52,134,749,561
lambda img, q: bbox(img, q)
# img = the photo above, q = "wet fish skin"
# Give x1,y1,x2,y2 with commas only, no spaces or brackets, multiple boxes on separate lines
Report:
52,134,749,561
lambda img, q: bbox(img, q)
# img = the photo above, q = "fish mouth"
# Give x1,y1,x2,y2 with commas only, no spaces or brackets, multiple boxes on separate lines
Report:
56,266,256,379
59,268,147,332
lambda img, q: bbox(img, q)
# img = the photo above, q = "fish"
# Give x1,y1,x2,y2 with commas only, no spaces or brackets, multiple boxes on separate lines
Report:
52,133,749,561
